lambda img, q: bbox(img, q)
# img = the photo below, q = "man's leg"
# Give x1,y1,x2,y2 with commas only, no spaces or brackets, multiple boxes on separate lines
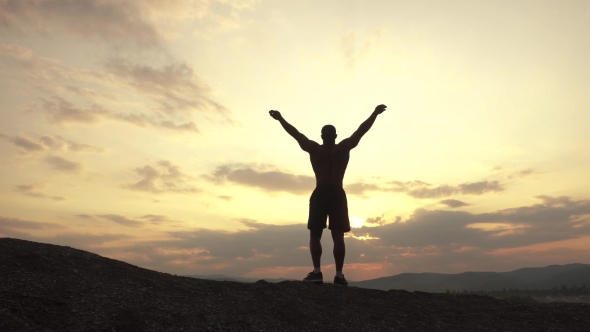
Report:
310,228,323,268
331,229,345,272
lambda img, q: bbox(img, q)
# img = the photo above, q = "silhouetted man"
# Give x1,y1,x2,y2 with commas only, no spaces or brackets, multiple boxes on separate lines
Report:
269,104,387,286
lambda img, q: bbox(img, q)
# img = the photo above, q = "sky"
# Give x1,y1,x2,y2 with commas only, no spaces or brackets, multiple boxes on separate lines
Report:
1,0,590,282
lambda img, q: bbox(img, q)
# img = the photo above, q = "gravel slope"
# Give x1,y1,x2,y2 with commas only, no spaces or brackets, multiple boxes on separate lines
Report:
1,237,589,331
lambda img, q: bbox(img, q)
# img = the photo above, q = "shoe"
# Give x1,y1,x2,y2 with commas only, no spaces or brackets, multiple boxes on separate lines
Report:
303,271,323,284
333,275,348,287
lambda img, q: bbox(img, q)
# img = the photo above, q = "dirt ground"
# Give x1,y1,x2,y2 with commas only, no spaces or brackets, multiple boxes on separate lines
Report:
2,238,589,331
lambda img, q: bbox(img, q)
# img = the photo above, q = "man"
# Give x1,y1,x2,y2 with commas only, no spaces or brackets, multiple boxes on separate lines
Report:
269,104,387,287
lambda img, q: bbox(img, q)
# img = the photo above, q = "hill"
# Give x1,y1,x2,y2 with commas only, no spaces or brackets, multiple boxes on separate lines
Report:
1,237,589,331
348,264,590,292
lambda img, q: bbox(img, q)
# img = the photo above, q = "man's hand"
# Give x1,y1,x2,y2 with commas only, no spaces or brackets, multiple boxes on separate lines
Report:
269,110,282,120
374,104,387,115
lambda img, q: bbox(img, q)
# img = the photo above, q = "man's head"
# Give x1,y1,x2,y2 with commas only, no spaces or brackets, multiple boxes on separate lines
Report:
321,125,337,141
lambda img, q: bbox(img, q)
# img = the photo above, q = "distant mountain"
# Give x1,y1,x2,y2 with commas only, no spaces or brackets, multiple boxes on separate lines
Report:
186,264,590,293
348,264,590,292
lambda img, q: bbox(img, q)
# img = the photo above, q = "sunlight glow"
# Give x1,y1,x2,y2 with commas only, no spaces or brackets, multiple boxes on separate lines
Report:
346,233,380,241
350,216,365,228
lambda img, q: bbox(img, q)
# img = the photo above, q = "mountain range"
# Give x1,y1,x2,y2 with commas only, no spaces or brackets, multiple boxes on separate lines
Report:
187,263,590,292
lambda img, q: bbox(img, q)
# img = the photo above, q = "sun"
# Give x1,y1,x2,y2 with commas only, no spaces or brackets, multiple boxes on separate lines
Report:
350,216,365,228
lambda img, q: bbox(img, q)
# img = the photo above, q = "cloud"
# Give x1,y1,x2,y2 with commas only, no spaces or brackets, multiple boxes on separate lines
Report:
0,44,227,133
0,0,162,48
341,29,382,67
0,133,44,152
206,164,505,199
438,199,470,208
0,0,246,134
40,97,107,125
364,216,386,226
76,213,176,225
14,184,65,201
218,195,232,201
60,195,590,279
117,220,311,276
40,96,201,133
140,214,172,224
0,43,61,80
0,216,65,230
214,0,260,11
534,195,576,207
89,213,179,227
124,160,200,194
42,232,133,249
191,0,250,39
45,155,82,173
0,216,65,238
364,195,590,249
205,164,315,195
341,31,356,66
0,0,259,46
347,179,504,199
104,57,230,117
507,168,537,179
0,132,104,154
58,139,103,153
343,182,383,198
3,195,590,280
0,217,132,250
489,165,540,180
406,180,504,198
97,214,143,228
0,43,103,96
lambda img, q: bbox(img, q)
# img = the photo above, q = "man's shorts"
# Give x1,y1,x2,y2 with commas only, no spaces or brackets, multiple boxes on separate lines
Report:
307,185,351,232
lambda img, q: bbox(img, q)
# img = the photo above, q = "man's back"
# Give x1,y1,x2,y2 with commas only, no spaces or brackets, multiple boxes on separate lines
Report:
309,144,350,187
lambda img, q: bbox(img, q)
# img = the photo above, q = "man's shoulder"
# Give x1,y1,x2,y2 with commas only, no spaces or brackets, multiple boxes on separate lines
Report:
307,144,350,155
335,141,353,152
303,140,321,153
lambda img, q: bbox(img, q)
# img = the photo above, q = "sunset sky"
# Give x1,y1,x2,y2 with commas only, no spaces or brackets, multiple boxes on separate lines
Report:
1,0,590,281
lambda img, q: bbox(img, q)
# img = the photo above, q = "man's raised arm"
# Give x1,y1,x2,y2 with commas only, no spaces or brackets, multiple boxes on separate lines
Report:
269,110,318,152
339,104,387,150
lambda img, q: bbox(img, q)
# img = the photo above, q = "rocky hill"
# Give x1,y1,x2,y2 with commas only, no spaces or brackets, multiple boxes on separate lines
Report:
1,237,589,331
